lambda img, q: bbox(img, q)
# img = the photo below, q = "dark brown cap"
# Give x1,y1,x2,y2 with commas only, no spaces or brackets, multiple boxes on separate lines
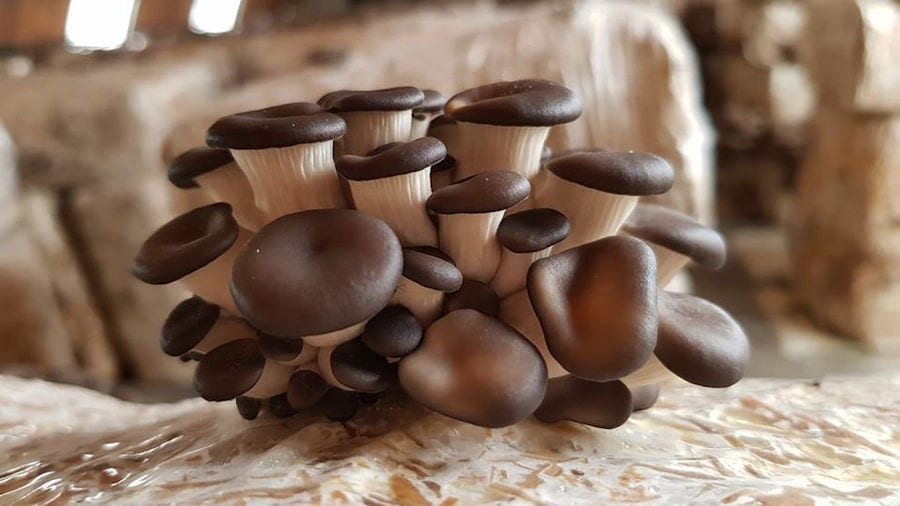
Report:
534,377,633,429
318,87,424,112
497,208,569,253
329,339,393,393
630,384,660,411
398,310,548,428
427,114,457,131
545,151,674,196
527,235,658,381
320,388,360,421
231,209,403,337
257,332,305,362
446,79,581,127
207,102,347,150
235,396,261,420
268,393,297,418
167,147,234,189
287,370,329,410
193,339,265,401
402,247,463,292
413,89,446,117
360,305,423,358
655,291,749,388
160,296,221,356
444,279,499,317
335,137,447,181
426,171,530,214
133,203,239,285
623,203,727,269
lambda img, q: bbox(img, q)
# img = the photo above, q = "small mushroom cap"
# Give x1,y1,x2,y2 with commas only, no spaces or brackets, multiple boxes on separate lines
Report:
335,137,447,181
318,86,425,112
287,370,329,410
207,102,347,149
133,203,239,285
167,147,234,189
623,203,727,269
193,339,265,401
159,296,221,356
446,79,582,126
268,393,297,418
398,309,548,428
413,89,446,117
426,171,530,214
427,114,457,131
360,305,423,358
655,291,749,387
497,208,570,253
235,396,261,420
231,209,403,337
630,384,660,411
546,151,674,196
534,377,633,429
527,235,659,381
402,246,463,292
320,388,360,421
257,332,305,362
329,338,394,393
444,279,499,317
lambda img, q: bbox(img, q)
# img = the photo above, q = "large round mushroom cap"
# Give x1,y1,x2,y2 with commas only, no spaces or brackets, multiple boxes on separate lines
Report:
623,203,727,269
231,209,403,337
207,102,347,149
527,235,658,381
398,309,547,428
534,377,633,429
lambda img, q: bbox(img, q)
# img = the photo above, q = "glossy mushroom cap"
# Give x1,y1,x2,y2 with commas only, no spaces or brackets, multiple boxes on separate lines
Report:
328,339,393,393
160,296,221,356
534,377,633,429
257,332,305,362
446,79,582,126
318,87,425,112
401,247,463,292
426,171,530,214
230,209,403,337
444,279,500,317
206,102,347,149
545,151,675,196
193,339,265,401
133,203,239,285
497,208,570,253
399,310,548,427
527,235,659,381
622,203,727,269
656,291,749,387
413,89,446,118
167,147,234,189
335,137,446,181
360,305,423,358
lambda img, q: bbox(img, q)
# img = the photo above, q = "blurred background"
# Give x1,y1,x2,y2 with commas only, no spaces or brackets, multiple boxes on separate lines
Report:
0,0,897,401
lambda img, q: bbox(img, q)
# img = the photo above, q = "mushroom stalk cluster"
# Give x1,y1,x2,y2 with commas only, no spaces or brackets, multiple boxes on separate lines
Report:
135,79,748,429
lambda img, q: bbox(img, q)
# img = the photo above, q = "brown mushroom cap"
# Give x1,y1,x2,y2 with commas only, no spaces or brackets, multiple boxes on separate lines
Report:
268,393,297,418
446,79,582,126
133,203,239,285
318,86,425,112
235,396,261,420
427,114,457,131
230,209,403,337
497,208,570,253
534,377,633,429
413,89,446,117
193,339,265,401
527,235,659,381
167,147,234,189
402,246,463,292
160,296,221,356
630,384,660,411
622,203,727,269
206,102,347,150
329,339,393,393
426,171,530,214
360,305,423,358
545,151,674,196
398,309,547,427
444,279,499,317
320,388,360,421
257,332,305,362
335,137,447,181
655,291,749,388
287,370,329,410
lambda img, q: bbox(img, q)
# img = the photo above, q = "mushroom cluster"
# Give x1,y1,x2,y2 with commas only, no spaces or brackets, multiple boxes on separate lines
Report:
134,79,749,429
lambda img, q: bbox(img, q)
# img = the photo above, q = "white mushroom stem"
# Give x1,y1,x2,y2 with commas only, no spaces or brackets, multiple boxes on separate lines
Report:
230,140,345,222
194,162,261,231
302,320,367,348
316,345,353,391
391,277,444,326
336,111,412,156
410,114,436,140
242,360,295,399
348,170,437,247
535,171,638,253
499,291,567,378
179,227,252,316
651,243,692,287
490,247,553,299
279,343,319,367
621,355,672,388
438,211,504,282
192,315,256,355
453,122,549,182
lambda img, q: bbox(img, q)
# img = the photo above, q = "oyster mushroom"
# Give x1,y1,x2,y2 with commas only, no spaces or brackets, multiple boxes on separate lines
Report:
391,247,463,325
534,377,633,429
410,89,445,139
318,87,424,156
317,338,393,393
491,208,569,298
159,296,257,358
